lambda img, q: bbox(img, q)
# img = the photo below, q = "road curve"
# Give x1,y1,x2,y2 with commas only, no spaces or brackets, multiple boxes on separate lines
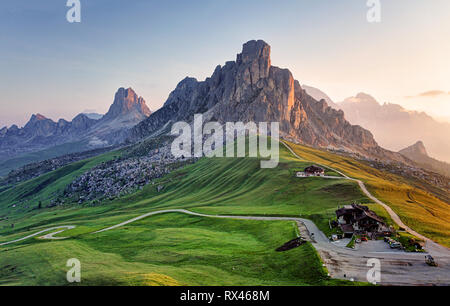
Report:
0,209,324,245
0,226,75,246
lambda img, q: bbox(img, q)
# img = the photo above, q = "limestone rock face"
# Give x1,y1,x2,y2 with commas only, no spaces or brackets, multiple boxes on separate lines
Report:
103,87,151,121
129,40,390,159
237,40,271,83
71,114,98,131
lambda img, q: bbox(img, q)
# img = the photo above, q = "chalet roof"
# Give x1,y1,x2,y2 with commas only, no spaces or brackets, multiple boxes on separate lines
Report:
356,211,385,224
352,204,369,212
336,207,351,217
336,203,385,224
336,204,361,216
304,165,325,173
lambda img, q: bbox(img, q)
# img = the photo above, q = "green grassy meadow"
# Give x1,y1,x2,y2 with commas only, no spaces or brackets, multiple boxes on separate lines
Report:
1,213,354,286
0,141,405,286
0,150,121,217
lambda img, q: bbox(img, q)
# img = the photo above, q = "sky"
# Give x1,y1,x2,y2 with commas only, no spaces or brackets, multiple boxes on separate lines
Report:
0,0,449,127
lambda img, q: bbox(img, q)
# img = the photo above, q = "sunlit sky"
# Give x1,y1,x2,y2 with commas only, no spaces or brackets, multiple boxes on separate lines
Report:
1,0,449,127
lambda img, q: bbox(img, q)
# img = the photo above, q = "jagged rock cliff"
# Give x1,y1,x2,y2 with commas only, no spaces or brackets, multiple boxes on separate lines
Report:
130,40,403,161
102,87,151,122
0,113,98,152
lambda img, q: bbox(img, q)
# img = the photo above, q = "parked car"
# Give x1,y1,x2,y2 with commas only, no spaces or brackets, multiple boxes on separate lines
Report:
425,255,438,267
390,241,402,249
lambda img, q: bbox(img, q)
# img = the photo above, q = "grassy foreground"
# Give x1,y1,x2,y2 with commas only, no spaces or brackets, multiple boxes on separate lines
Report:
0,213,355,286
2,138,445,285
0,143,374,285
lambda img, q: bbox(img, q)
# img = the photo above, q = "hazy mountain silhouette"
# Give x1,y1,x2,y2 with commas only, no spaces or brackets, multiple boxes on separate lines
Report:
0,87,151,172
399,141,450,176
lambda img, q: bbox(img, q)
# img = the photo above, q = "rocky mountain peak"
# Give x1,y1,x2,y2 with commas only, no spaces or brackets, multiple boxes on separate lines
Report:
356,92,375,100
236,40,272,81
30,113,49,122
399,140,450,176
103,87,151,121
400,141,429,157
0,126,7,137
9,124,19,131
130,40,391,160
25,113,54,128
302,85,340,110
0,86,154,164
238,40,271,65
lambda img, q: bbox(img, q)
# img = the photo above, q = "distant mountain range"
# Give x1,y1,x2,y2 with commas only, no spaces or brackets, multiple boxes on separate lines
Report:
0,87,151,173
130,40,408,164
303,87,450,164
399,141,450,177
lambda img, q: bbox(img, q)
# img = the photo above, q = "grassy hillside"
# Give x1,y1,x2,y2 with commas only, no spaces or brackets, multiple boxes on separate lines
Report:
2,137,445,286
1,213,355,286
285,141,450,247
0,142,373,285
0,144,371,236
0,150,120,218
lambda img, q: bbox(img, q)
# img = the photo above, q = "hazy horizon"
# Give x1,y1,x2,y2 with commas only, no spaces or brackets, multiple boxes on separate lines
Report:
1,0,450,127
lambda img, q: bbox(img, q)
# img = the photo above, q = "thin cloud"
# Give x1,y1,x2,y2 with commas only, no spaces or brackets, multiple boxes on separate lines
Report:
406,90,450,98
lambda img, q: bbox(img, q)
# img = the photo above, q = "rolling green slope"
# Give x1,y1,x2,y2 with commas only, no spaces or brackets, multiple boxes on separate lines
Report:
0,144,370,237
1,136,447,285
0,213,353,286
0,142,372,285
0,150,120,218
